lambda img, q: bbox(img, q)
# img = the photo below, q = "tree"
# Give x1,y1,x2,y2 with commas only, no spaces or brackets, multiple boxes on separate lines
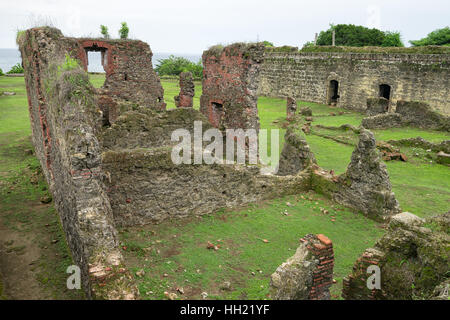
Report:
155,55,203,79
119,22,129,39
382,31,404,47
409,27,450,46
7,63,24,74
316,24,403,47
100,25,110,39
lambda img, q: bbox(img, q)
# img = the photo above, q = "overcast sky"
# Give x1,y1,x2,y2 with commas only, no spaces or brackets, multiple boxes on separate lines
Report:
0,0,449,53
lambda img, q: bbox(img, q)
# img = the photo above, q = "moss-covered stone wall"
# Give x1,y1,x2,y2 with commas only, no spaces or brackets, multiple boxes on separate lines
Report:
259,51,450,115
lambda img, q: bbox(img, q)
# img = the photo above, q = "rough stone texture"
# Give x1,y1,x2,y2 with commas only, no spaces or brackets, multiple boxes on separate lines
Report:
200,43,265,131
300,106,312,116
387,137,450,154
276,129,316,176
259,51,450,115
396,100,450,131
75,38,166,118
174,71,194,108
334,129,401,220
18,27,138,299
286,97,297,120
270,234,334,300
343,211,450,300
366,97,389,116
436,151,450,166
361,113,403,130
103,147,311,226
311,129,401,220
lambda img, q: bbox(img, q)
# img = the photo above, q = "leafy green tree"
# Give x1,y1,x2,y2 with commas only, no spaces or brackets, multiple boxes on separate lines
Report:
119,22,129,39
0,68,4,76
382,31,404,47
155,56,203,79
409,27,450,46
100,25,110,39
315,24,403,47
7,63,24,74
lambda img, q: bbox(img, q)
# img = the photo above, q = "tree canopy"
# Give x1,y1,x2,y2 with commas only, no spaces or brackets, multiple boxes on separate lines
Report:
315,24,404,47
155,55,203,79
409,27,450,46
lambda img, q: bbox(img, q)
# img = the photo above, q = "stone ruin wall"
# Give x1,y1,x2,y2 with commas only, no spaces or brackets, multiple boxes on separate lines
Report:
270,234,334,300
259,51,450,115
18,27,138,299
200,43,265,131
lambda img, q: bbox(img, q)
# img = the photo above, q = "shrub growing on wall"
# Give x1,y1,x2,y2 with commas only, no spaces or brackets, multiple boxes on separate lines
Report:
119,22,129,39
100,25,110,39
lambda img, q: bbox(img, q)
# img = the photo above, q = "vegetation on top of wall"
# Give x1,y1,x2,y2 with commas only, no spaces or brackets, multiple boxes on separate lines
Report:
262,41,274,47
299,45,450,54
100,25,110,39
410,27,450,46
7,63,24,74
16,30,26,46
155,55,203,79
265,45,299,53
119,22,129,39
312,24,404,47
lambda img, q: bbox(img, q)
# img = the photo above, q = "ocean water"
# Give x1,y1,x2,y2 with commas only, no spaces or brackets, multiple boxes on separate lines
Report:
0,48,201,74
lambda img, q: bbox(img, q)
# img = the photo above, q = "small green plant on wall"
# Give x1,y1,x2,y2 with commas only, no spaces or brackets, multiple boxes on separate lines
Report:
57,54,79,73
100,25,110,39
119,22,129,39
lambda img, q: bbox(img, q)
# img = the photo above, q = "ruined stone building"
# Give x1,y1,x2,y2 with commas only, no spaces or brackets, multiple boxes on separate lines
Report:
259,48,450,116
18,27,448,299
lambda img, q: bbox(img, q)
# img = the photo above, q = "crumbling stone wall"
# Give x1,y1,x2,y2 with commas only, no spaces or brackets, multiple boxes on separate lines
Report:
362,101,450,131
343,212,450,300
312,129,401,220
102,145,311,226
18,27,137,299
200,43,265,131
276,128,316,176
270,234,334,300
259,51,450,115
366,98,389,116
286,97,297,120
174,71,194,108
76,38,166,115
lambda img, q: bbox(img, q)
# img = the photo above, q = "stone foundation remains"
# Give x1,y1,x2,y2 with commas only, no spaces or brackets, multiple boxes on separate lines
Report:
270,234,334,300
343,211,450,300
174,71,194,108
362,101,450,131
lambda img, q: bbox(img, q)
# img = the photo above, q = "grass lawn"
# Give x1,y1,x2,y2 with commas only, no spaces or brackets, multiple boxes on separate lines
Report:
0,73,448,300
